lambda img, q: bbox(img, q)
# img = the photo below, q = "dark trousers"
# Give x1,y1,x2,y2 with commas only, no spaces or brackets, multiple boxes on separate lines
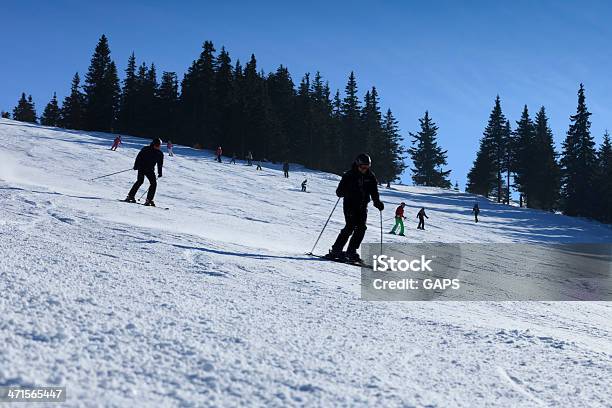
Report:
284,171,289,178
332,204,367,254
474,213,479,223
128,170,157,201
417,217,425,229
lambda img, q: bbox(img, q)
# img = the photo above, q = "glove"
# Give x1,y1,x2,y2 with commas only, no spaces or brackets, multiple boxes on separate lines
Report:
374,201,384,211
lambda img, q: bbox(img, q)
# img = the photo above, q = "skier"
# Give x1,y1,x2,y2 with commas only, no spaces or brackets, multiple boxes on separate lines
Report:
390,202,406,236
247,151,253,166
110,136,122,151
328,153,384,263
256,161,262,170
301,179,307,192
124,138,164,207
167,140,174,157
216,146,223,163
417,207,428,230
283,161,289,178
472,203,480,223
230,153,237,164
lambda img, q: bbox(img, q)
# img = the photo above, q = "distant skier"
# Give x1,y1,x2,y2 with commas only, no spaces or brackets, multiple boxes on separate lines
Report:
301,179,307,192
167,140,174,157
390,202,407,236
328,153,384,263
247,151,253,166
256,161,262,170
283,161,289,178
417,207,428,230
216,146,223,163
124,138,164,207
472,203,480,223
230,153,237,164
110,136,121,151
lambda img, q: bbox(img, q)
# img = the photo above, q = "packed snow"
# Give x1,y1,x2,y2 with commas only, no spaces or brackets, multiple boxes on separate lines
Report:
0,118,610,407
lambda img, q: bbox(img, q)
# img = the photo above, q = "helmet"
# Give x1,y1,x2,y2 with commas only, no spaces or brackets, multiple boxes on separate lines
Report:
355,153,371,166
400,202,406,206
151,138,162,147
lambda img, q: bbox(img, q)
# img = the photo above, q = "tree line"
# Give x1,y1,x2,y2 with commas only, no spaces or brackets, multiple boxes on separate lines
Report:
4,34,406,183
466,85,612,224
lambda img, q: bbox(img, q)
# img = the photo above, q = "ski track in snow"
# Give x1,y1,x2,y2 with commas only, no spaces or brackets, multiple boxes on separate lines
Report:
0,118,611,407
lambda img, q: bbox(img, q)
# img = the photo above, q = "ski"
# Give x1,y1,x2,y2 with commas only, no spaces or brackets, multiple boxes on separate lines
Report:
118,199,169,210
306,253,373,269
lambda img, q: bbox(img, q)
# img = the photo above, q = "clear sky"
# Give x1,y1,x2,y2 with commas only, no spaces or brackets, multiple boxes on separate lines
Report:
2,0,612,186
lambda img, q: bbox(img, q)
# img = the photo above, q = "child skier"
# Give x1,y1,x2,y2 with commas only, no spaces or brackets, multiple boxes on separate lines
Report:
390,202,407,236
110,136,122,151
472,203,480,223
301,179,307,192
417,207,428,230
216,146,223,162
167,140,174,157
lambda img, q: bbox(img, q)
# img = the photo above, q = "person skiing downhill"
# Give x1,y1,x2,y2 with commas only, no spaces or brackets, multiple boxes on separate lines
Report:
283,161,289,178
328,153,384,263
301,179,308,192
472,202,480,223
417,207,428,230
390,202,407,236
167,140,174,157
110,136,121,151
216,146,223,163
124,138,164,206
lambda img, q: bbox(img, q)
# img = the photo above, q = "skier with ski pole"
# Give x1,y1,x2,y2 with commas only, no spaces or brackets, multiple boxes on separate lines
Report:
327,153,384,264
110,136,122,151
417,207,428,230
472,202,480,223
389,202,407,236
124,138,164,207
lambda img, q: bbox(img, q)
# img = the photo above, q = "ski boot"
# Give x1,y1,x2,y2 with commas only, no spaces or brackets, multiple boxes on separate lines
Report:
144,199,156,207
398,233,405,236
124,196,136,203
345,251,363,264
325,248,346,261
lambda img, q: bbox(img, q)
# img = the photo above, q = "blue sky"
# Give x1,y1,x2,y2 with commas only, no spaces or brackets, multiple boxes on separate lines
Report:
2,0,612,186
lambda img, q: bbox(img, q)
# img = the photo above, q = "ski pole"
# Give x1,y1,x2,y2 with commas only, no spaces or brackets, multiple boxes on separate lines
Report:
380,210,383,255
307,197,341,255
138,187,149,202
90,168,132,181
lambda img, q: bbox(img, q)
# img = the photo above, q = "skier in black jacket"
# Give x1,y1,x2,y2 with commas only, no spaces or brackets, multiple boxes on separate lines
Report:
125,138,164,206
329,153,384,262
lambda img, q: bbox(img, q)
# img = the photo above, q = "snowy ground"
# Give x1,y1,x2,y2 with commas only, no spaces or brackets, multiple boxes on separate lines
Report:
0,118,610,407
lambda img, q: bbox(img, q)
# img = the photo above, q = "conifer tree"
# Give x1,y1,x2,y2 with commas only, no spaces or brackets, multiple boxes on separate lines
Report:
408,111,451,187
531,107,560,210
1,111,9,119
60,73,85,130
40,92,60,126
560,84,597,217
214,47,236,148
12,93,37,123
157,71,179,141
513,105,536,206
595,132,612,222
341,72,362,162
267,65,295,160
83,35,120,131
117,52,138,134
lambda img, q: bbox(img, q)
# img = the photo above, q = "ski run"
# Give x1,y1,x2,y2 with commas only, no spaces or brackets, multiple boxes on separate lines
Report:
0,118,611,407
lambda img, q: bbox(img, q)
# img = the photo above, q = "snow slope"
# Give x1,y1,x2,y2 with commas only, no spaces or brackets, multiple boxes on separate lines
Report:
0,118,610,407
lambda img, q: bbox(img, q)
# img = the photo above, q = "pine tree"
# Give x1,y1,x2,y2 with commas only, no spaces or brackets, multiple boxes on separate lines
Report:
83,35,120,131
157,71,179,141
408,111,451,187
117,52,138,134
214,47,236,149
379,109,406,184
594,131,612,222
60,73,85,130
560,84,597,217
267,65,295,160
310,72,333,169
341,72,363,162
12,93,37,123
513,105,536,206
531,107,560,210
40,92,60,126
0,111,9,119
292,73,313,164
466,96,507,199
362,87,384,172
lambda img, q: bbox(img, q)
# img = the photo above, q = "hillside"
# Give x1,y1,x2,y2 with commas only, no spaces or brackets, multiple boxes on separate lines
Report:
0,118,610,407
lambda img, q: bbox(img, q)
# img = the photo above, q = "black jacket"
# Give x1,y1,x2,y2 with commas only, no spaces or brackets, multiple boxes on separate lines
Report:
134,146,163,176
336,164,381,208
